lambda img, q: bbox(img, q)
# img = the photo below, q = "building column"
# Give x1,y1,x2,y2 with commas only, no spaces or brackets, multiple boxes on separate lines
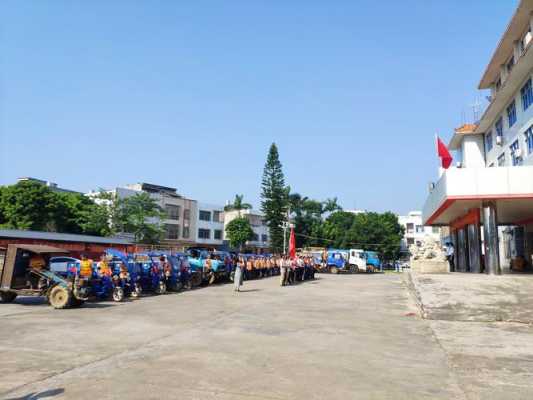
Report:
482,202,501,275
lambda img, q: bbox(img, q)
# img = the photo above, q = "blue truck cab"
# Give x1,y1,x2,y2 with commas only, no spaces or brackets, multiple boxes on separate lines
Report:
364,251,381,272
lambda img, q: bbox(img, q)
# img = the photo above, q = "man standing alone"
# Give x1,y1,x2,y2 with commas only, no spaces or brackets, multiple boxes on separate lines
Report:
445,242,455,272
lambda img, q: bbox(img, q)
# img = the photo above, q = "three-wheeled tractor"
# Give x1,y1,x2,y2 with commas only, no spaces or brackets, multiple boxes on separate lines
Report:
0,244,90,309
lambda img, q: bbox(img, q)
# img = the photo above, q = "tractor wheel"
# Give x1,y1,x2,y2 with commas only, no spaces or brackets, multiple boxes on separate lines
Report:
112,287,125,302
48,286,71,309
191,273,202,287
0,291,17,303
131,284,142,298
171,281,183,292
208,273,216,285
155,281,167,294
69,298,85,308
330,267,339,274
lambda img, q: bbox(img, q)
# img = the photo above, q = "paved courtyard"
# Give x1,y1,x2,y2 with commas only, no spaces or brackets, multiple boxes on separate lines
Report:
1,274,530,400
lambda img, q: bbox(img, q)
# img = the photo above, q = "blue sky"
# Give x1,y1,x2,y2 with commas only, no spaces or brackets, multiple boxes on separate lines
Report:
1,1,515,214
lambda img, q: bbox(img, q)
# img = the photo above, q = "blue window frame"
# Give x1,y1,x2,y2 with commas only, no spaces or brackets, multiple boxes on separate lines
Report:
485,131,493,153
495,117,503,137
507,100,517,127
521,78,533,110
510,140,522,166
525,126,533,154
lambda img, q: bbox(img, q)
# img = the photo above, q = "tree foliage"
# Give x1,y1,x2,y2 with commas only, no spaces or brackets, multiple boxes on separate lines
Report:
0,182,165,243
260,143,288,253
224,194,252,216
225,216,254,250
116,192,166,244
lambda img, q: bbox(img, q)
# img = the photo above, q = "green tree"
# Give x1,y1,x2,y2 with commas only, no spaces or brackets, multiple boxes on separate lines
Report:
55,192,112,236
261,143,288,253
323,197,342,213
224,194,252,216
322,211,357,249
118,192,166,244
225,216,254,251
0,181,60,231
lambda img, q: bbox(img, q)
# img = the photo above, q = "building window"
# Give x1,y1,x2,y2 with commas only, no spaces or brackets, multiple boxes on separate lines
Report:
497,152,506,167
407,238,415,245
213,211,221,223
183,209,190,220
251,233,259,241
521,78,533,111
510,140,522,166
165,224,180,240
199,210,211,221
432,227,440,234
415,225,424,233
214,230,222,240
485,131,493,153
165,204,180,220
182,226,190,239
525,126,533,154
507,100,517,127
198,228,210,239
495,117,503,138
406,223,414,234
506,55,515,74
261,234,268,242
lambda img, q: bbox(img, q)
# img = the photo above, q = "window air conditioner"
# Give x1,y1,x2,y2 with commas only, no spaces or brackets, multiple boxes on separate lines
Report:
456,162,462,168
514,148,523,158
496,135,503,145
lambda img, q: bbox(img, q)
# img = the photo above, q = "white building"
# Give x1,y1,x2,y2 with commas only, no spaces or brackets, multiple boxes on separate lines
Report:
423,0,533,274
398,211,440,251
223,209,270,252
87,183,198,249
195,203,225,249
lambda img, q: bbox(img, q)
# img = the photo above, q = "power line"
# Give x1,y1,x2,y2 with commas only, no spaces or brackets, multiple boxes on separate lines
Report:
293,232,399,248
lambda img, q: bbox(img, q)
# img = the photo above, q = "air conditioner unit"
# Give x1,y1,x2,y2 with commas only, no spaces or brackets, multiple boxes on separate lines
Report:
514,148,523,158
456,161,462,168
496,135,503,145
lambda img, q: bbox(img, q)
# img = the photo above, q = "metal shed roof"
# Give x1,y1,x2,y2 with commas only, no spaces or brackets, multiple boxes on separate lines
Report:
0,229,133,245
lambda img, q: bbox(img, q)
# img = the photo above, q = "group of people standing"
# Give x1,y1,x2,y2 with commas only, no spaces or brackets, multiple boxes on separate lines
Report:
233,255,316,292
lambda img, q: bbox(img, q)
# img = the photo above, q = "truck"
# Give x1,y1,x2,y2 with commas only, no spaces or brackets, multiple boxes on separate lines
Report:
364,251,381,273
327,249,374,274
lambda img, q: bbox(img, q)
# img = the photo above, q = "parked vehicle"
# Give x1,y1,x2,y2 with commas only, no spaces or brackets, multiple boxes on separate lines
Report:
148,252,183,292
326,250,349,274
50,256,126,302
106,249,142,299
0,245,89,309
364,251,381,272
134,254,167,294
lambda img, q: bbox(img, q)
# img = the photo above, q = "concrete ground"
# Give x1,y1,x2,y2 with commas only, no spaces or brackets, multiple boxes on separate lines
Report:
0,273,529,399
407,272,533,399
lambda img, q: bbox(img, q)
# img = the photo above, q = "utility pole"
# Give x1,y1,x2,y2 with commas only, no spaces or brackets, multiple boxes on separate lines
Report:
282,205,291,254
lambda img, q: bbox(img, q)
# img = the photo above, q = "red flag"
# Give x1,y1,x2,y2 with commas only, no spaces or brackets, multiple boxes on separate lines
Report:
289,227,296,259
436,136,453,169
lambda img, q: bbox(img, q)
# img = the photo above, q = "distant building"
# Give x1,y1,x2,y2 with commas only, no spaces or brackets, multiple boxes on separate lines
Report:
16,177,82,194
223,209,270,252
195,203,225,249
345,209,367,215
398,211,441,252
88,183,198,250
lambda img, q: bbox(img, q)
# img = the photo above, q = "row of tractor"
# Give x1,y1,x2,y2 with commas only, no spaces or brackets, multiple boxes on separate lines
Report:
0,244,285,309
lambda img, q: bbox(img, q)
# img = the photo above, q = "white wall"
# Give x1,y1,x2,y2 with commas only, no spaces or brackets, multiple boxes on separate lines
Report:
195,203,225,246
461,136,485,168
485,69,533,167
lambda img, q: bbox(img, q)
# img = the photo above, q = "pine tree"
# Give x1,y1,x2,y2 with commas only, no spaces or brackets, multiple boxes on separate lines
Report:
261,143,288,253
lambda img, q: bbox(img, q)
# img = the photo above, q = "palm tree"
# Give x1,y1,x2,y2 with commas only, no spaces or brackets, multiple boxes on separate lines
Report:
323,197,342,213
224,194,252,216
